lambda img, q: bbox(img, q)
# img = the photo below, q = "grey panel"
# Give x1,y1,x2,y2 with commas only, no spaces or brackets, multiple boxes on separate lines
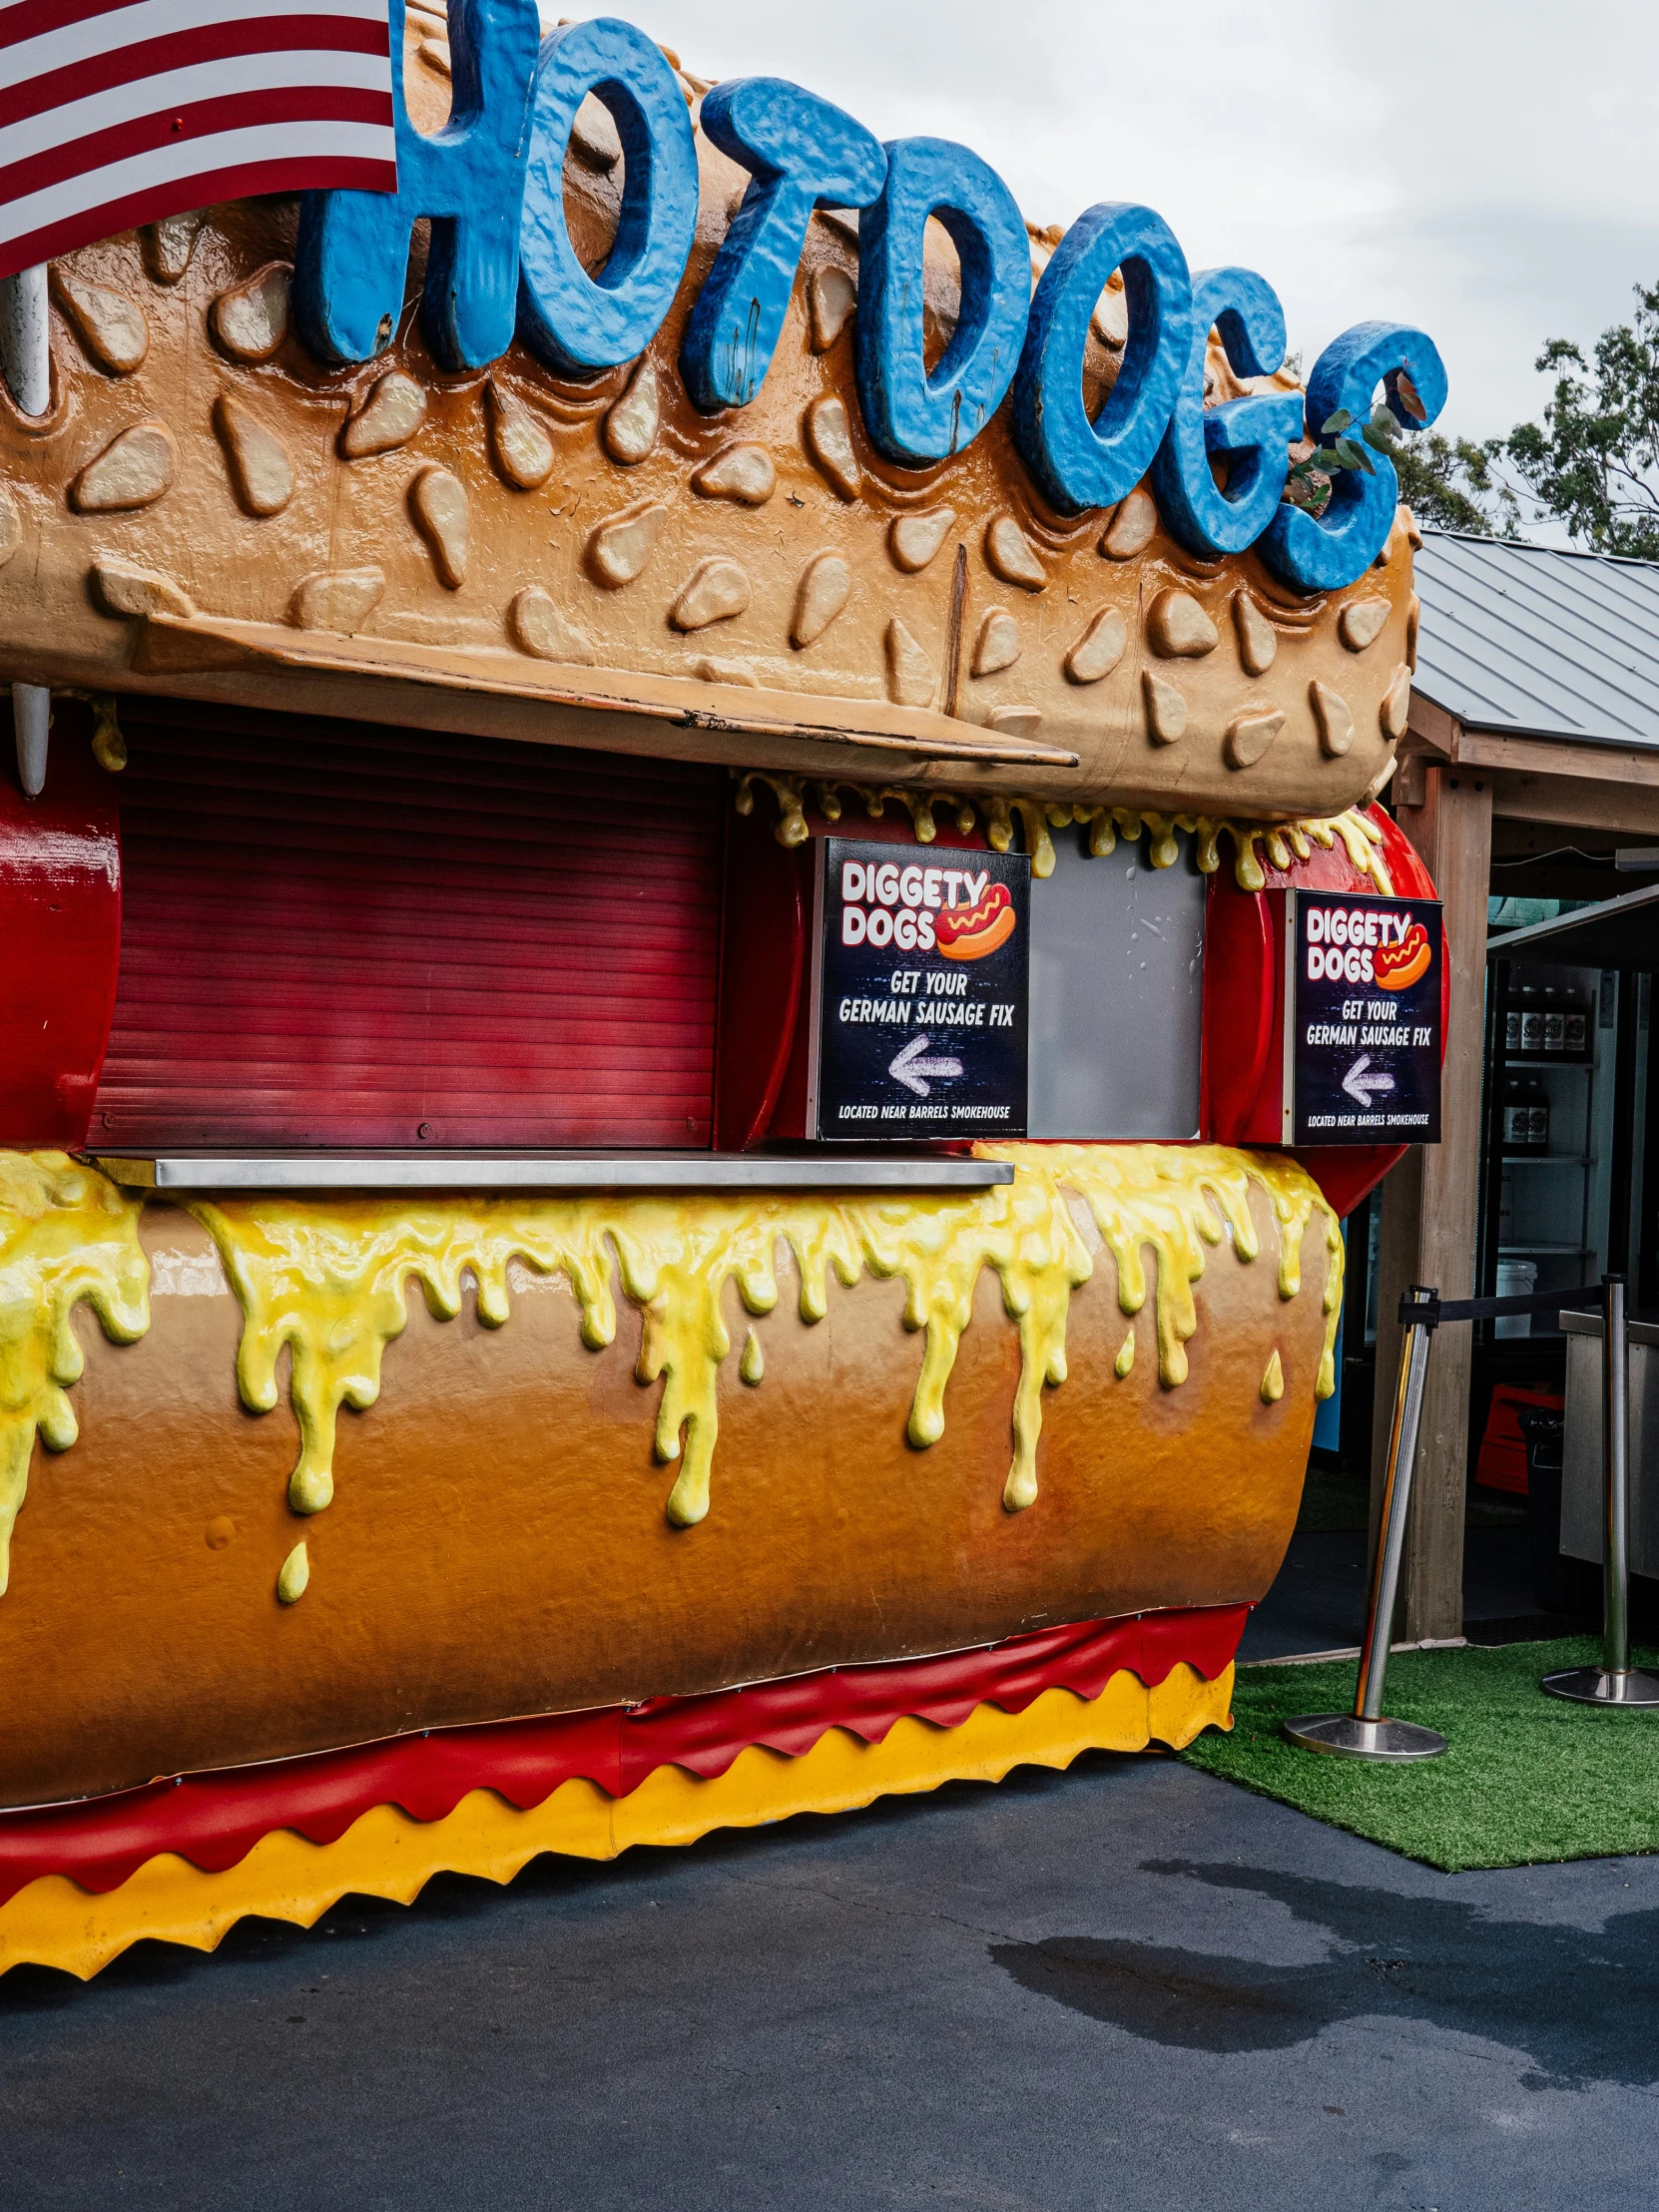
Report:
1561,1324,1659,1577
1026,823,1205,1140
1413,529,1659,749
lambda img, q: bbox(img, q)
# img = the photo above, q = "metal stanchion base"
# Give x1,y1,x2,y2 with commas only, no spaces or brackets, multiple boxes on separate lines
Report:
1540,1667,1659,1708
1282,1713,1448,1761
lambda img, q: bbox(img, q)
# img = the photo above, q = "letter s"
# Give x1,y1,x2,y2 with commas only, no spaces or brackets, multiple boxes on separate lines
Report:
681,79,884,410
1259,321,1448,591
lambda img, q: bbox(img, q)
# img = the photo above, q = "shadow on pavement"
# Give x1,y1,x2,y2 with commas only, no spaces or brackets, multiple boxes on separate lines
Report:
992,1855,1659,2088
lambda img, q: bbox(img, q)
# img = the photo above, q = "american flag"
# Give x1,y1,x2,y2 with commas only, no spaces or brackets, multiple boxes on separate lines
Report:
0,0,398,283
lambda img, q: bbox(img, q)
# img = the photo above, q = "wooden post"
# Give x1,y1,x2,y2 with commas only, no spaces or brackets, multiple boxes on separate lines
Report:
1370,753,1492,1640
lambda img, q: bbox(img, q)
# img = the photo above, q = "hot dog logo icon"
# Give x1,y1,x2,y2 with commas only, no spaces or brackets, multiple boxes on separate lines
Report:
935,881,1017,962
1375,920,1431,993
835,855,1022,957
1305,902,1433,992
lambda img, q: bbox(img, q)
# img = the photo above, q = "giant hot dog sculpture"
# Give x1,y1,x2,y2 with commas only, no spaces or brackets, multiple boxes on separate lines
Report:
0,4,1443,1979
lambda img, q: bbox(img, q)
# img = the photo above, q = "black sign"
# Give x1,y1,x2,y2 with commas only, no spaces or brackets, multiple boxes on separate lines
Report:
1286,889,1442,1145
809,837,1030,1140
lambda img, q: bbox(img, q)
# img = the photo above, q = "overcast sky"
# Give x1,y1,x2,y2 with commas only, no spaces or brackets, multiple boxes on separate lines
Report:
586,0,1659,448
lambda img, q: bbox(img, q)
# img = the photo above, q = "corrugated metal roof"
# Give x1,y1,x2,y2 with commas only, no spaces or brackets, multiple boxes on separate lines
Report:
1412,529,1659,748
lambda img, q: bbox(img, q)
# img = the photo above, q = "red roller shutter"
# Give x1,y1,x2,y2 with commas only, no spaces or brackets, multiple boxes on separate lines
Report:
92,702,724,1151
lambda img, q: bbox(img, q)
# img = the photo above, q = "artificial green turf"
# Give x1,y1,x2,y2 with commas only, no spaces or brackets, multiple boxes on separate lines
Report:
1183,1638,1659,1871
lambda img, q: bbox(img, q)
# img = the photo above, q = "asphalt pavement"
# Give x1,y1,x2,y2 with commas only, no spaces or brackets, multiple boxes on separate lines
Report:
4,1746,1657,2209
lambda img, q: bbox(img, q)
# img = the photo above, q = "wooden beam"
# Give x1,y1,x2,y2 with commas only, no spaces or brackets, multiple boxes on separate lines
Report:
1405,694,1458,757
1410,687,1659,809
1486,771,1659,839
1371,752,1492,1641
1450,725,1659,790
1394,750,1430,809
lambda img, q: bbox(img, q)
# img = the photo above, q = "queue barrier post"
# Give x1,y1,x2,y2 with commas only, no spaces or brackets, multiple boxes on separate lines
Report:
1282,1273,1659,1760
1283,1285,1448,1762
1541,1275,1659,1708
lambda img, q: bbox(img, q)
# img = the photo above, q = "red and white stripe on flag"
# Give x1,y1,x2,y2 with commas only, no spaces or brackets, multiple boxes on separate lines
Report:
0,0,398,282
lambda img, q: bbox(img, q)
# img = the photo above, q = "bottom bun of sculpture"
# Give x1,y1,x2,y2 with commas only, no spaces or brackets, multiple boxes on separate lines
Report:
0,1138,1339,1975
0,1615,1237,1980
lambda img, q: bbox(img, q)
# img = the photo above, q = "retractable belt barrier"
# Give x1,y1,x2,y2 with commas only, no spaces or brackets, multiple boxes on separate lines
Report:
1395,1285,1603,1329
1284,1273,1659,1766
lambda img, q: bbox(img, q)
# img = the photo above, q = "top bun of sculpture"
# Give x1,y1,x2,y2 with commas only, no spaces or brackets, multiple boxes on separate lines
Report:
0,2,1445,823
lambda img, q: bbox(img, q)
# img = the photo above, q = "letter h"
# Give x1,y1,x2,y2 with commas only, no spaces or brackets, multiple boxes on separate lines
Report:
294,0,542,371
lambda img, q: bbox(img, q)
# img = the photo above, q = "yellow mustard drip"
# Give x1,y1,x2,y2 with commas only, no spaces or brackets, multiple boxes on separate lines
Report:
187,1198,620,1516
0,1151,150,1595
1114,1328,1135,1379
735,774,1392,895
1261,1348,1286,1404
189,1144,1342,1536
276,1539,309,1604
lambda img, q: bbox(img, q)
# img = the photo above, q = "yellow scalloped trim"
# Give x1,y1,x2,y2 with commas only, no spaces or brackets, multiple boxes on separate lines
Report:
0,1663,1230,1981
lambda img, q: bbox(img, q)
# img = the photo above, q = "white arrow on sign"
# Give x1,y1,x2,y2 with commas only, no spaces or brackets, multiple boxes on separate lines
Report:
889,1033,964,1097
1342,1052,1395,1108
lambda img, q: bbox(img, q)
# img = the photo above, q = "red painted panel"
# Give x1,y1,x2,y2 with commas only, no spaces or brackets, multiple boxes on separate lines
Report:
721,796,1439,1200
1288,811,1444,1218
0,699,122,1151
1199,806,1444,1217
714,803,807,1151
1199,866,1279,1148
93,703,726,1151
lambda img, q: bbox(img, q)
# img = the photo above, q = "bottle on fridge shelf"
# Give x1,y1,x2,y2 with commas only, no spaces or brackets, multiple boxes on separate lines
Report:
1564,989,1588,1057
1527,1076,1550,1153
1519,984,1544,1055
1543,986,1565,1054
1503,1073,1532,1153
1504,994,1522,1054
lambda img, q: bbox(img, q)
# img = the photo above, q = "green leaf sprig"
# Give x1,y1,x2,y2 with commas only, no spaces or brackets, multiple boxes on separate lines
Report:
1283,403,1404,514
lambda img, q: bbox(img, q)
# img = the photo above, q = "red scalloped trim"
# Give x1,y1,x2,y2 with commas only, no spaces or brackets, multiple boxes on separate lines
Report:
0,1606,1246,1907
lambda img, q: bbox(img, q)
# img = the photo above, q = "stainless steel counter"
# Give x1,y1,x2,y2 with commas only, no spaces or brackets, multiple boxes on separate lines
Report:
94,1153,1018,1195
